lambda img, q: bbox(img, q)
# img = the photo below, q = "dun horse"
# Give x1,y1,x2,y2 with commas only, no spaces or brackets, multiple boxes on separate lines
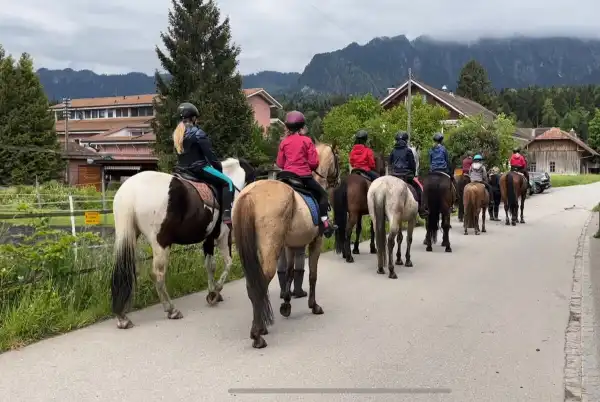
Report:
232,143,339,348
367,176,418,278
110,158,255,329
422,172,456,252
462,182,489,235
500,171,528,225
333,152,386,262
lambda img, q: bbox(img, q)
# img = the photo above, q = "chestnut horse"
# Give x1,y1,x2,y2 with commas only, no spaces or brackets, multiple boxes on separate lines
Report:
462,182,489,235
232,142,339,348
333,152,386,262
456,174,471,222
499,171,528,225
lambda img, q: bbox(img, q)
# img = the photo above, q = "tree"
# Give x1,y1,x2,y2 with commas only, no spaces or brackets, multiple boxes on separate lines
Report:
541,98,560,127
445,113,516,171
587,109,600,151
456,60,496,110
0,51,64,185
152,0,254,171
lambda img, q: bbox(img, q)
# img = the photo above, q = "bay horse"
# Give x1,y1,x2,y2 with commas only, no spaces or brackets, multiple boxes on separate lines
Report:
110,158,255,329
456,174,471,222
422,172,456,252
232,142,339,348
500,170,528,225
367,175,418,278
333,152,386,263
462,182,489,235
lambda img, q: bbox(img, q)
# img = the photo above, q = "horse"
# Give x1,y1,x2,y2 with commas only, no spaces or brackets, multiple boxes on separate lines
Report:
462,182,489,235
456,174,471,222
232,142,339,349
110,158,255,329
499,170,528,226
367,175,418,278
333,152,386,263
488,170,502,221
422,172,456,252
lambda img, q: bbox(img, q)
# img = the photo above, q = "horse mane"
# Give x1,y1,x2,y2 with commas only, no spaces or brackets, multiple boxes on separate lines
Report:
221,158,240,169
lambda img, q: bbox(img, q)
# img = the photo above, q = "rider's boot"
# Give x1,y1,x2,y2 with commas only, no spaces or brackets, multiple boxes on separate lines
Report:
221,188,233,228
320,215,336,238
292,270,307,298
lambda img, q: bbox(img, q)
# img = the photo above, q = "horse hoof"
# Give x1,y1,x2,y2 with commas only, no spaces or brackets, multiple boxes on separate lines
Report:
206,292,220,306
352,249,360,255
252,337,268,349
395,259,403,266
377,268,385,275
482,228,486,233
505,221,510,226
475,231,480,235
520,220,525,224
426,246,433,252
259,327,269,335
370,247,377,254
346,256,354,263
464,231,468,235
280,302,292,317
423,239,428,245
311,304,324,315
388,272,398,279
168,309,183,320
445,247,452,253
511,222,516,226
116,318,133,329
405,260,413,267
217,294,224,302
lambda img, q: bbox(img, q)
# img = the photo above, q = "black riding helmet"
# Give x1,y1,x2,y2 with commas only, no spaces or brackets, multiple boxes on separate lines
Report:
433,132,444,143
513,147,520,153
178,102,199,120
395,131,409,141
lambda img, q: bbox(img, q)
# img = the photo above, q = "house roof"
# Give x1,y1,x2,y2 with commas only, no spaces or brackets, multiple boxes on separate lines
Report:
51,94,156,110
527,127,599,156
514,127,553,141
55,117,153,133
243,88,283,109
380,79,497,121
84,130,156,143
61,141,101,159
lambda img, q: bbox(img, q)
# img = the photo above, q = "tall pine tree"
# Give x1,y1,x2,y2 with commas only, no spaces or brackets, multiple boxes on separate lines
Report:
152,0,254,171
0,50,63,185
456,60,496,111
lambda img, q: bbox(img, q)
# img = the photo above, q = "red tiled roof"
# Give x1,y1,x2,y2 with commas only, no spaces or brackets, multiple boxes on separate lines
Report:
529,127,599,156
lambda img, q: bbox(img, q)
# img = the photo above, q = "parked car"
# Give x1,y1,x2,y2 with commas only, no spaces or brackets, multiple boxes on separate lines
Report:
529,171,551,194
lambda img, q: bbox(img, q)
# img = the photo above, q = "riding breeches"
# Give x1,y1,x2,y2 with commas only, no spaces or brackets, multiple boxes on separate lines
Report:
299,176,329,217
277,247,306,273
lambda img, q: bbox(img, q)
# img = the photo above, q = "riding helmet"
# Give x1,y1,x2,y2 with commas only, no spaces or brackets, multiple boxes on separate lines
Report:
284,110,306,132
513,147,520,153
178,102,199,120
355,130,368,141
433,132,444,142
473,154,483,161
395,131,409,141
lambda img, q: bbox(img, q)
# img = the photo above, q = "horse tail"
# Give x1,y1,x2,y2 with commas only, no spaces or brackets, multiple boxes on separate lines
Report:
333,178,348,254
506,173,517,208
463,185,474,229
373,187,387,264
425,180,441,234
232,193,274,327
111,192,138,316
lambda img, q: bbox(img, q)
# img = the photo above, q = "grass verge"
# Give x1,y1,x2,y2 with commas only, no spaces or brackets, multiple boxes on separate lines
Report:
550,174,600,188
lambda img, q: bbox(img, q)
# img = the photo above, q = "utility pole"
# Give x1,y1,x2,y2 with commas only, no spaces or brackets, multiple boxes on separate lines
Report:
407,68,412,138
62,97,71,184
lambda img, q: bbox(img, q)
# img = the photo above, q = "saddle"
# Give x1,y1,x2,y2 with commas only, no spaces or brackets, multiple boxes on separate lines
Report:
351,168,373,182
276,171,321,226
173,170,219,208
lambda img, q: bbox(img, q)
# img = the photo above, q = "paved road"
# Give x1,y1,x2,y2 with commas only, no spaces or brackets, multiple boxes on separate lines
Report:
2,183,600,402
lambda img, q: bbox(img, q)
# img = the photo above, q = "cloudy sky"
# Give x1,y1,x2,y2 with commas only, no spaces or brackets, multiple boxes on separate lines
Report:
0,0,598,75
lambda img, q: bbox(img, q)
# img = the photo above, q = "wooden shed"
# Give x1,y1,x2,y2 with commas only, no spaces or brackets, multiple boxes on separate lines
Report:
524,128,600,174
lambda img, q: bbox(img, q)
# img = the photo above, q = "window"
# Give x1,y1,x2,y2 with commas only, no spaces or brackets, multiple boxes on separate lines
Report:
76,111,84,120
91,110,99,118
422,94,427,103
84,110,91,119
99,109,105,118
130,107,139,117
139,106,153,116
549,161,556,173
115,108,123,117
107,109,114,118
529,162,536,172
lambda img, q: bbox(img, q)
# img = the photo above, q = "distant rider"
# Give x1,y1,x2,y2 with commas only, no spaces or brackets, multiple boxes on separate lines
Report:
172,102,235,227
462,151,474,176
509,147,530,188
468,154,493,205
276,111,336,238
389,131,426,217
349,130,380,181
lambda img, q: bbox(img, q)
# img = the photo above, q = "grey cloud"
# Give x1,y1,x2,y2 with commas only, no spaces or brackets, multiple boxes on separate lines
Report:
1,0,599,75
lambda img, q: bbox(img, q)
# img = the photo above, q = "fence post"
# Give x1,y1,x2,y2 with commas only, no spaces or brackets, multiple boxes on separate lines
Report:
35,176,41,209
68,195,78,260
101,167,107,225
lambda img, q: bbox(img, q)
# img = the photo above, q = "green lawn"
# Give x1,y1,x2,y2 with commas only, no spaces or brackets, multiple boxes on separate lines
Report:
550,174,600,188
0,212,114,227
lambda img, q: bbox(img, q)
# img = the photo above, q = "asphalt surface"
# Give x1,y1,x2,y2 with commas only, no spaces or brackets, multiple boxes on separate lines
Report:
2,182,600,402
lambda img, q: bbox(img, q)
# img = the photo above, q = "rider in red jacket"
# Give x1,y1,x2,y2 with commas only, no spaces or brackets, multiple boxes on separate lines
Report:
462,152,473,175
509,148,530,187
349,130,379,181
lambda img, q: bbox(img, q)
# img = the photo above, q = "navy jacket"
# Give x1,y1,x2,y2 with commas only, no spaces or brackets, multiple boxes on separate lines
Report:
429,144,450,173
176,125,222,171
389,139,416,176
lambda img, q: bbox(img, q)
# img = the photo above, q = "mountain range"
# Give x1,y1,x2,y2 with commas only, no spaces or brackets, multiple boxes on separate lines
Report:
36,36,600,101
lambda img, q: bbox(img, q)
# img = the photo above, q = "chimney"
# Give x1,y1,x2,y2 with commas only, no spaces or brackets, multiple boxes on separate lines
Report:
570,128,577,137
442,85,448,92
531,128,536,138
387,88,396,95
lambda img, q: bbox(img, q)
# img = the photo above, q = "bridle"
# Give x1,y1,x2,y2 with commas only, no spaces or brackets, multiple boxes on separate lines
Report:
313,145,340,189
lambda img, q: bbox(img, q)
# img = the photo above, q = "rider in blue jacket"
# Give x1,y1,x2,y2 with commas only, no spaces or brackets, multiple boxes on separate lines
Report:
429,132,451,175
173,102,235,226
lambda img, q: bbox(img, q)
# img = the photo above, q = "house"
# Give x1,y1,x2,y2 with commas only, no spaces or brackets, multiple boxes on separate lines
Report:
52,88,282,186
380,78,529,144
524,127,600,174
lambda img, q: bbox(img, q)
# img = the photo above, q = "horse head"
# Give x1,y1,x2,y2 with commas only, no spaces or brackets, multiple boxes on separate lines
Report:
314,142,340,189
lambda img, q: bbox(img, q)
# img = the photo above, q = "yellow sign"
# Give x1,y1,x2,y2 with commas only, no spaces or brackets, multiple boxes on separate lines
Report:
84,211,101,225
454,168,463,176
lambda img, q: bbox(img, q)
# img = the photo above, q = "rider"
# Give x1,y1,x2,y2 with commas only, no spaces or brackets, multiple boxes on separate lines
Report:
468,154,493,203
173,102,235,227
349,130,379,181
509,147,531,187
429,133,454,181
389,131,426,217
462,151,474,176
276,111,336,238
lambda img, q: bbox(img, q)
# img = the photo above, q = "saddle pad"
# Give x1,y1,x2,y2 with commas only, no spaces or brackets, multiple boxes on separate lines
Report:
182,179,217,208
413,177,424,192
432,171,451,179
298,192,320,226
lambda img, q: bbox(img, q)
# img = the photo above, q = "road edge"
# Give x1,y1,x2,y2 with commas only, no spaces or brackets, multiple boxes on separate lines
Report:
564,212,594,401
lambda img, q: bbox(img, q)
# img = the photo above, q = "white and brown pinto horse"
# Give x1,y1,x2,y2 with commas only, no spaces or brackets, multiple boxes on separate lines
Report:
110,158,255,329
232,142,339,349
